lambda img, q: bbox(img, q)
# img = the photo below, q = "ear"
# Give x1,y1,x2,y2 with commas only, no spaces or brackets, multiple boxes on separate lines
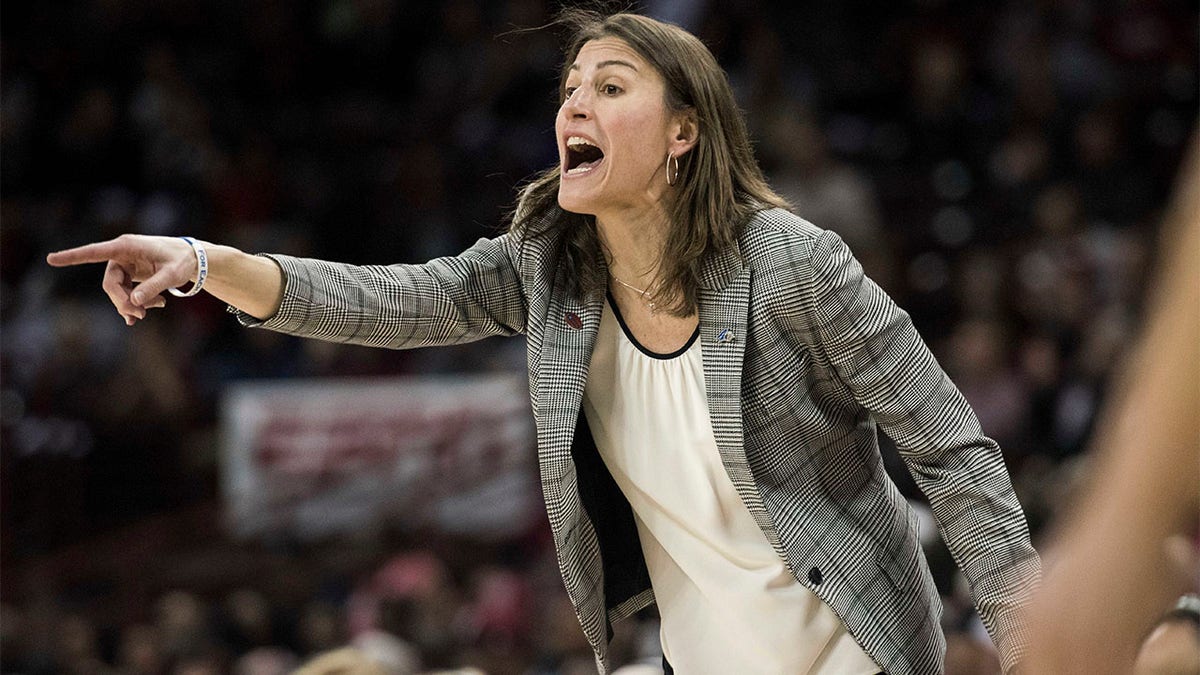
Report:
668,108,699,158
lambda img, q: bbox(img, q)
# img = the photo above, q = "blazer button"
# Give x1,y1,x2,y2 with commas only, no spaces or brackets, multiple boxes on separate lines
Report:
808,566,823,585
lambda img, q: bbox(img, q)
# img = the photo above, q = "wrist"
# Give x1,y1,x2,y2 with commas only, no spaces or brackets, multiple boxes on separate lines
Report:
169,236,209,297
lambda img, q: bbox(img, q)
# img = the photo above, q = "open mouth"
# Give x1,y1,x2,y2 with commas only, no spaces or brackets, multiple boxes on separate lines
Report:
565,136,604,175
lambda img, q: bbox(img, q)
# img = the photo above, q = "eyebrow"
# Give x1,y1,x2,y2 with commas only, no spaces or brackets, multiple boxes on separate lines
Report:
568,59,640,73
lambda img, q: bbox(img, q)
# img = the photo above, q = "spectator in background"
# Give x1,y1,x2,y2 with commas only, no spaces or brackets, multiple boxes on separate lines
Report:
944,317,1032,457
760,102,895,290
294,647,389,675
116,624,166,675
233,647,299,675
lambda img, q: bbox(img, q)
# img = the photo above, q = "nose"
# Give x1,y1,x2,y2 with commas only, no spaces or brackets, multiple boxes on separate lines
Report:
561,89,591,119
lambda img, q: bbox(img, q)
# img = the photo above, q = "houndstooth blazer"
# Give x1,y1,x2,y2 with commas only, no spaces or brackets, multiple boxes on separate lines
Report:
238,207,1041,675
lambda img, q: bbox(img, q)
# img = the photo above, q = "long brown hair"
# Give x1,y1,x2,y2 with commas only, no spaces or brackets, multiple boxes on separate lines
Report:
509,10,788,316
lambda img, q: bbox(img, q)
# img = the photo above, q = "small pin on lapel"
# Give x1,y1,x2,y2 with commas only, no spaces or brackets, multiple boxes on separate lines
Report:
717,328,734,343
565,312,583,330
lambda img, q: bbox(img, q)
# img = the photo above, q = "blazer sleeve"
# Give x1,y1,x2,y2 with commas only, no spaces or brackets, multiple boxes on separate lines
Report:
233,233,527,349
800,228,1041,672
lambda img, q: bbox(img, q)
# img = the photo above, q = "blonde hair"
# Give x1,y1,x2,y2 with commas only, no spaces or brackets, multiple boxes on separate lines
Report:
293,648,387,675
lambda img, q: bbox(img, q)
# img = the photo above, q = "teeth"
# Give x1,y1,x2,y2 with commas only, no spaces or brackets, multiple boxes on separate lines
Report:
565,136,602,176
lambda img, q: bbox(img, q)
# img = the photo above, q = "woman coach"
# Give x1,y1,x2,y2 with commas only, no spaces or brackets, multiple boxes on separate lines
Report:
48,11,1040,675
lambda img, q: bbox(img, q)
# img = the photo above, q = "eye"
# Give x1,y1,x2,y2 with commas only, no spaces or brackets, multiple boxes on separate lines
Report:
563,86,578,99
602,84,623,96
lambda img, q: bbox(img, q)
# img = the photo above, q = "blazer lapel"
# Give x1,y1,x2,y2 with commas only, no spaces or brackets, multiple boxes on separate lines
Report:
537,283,603,478
697,244,787,557
533,268,608,652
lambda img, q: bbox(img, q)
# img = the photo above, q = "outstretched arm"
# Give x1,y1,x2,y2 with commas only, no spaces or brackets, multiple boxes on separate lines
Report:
47,232,528,349
46,234,284,323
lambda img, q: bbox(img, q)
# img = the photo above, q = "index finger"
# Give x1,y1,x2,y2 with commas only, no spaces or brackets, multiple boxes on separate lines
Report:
46,240,124,267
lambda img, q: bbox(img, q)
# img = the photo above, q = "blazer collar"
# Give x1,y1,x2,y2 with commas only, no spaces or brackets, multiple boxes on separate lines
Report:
698,240,744,291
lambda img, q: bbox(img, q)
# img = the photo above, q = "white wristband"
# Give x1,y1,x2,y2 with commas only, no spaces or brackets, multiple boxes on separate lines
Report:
168,237,209,297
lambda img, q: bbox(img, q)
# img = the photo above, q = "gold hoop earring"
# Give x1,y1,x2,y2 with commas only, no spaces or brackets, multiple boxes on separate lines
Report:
666,152,680,187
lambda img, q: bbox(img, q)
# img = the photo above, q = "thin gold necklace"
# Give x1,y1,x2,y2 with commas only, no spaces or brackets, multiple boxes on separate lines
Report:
610,273,659,314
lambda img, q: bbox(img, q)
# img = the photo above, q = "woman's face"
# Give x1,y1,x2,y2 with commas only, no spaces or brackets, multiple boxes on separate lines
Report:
555,38,693,220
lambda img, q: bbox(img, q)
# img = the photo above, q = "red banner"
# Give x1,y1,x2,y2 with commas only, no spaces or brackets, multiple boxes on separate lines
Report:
220,375,538,541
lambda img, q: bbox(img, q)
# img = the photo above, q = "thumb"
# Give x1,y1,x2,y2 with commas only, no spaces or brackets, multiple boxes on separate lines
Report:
130,265,190,306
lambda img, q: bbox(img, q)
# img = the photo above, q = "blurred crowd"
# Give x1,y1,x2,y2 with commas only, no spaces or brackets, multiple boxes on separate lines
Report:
2,523,659,674
1,0,1196,673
